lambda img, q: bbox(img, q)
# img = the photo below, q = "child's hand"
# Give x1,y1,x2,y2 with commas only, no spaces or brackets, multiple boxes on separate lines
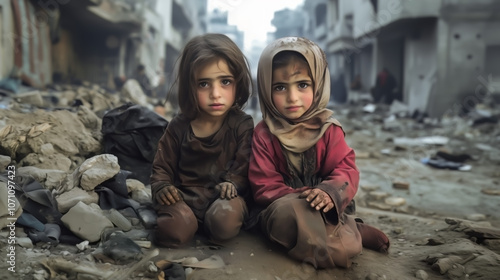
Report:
156,185,182,205
299,189,334,212
215,182,237,200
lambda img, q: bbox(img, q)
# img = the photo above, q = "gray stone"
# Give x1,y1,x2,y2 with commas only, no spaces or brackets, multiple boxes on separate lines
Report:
0,182,23,229
367,201,392,211
17,237,34,249
0,155,11,170
15,91,44,107
466,213,487,221
360,185,380,192
126,179,145,192
103,209,132,232
74,154,120,191
415,269,429,280
32,269,49,280
131,189,152,205
17,166,68,191
121,79,149,107
77,105,102,130
368,191,390,200
385,197,406,206
20,152,72,172
56,187,99,213
482,239,500,251
40,143,55,155
61,202,114,243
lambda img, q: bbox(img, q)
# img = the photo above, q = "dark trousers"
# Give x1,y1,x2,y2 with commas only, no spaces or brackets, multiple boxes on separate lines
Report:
154,197,247,248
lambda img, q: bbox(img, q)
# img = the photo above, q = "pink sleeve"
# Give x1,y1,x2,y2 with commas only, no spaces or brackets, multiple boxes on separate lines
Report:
316,125,359,214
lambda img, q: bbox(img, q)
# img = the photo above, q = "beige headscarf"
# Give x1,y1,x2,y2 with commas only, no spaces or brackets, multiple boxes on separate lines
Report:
257,37,341,153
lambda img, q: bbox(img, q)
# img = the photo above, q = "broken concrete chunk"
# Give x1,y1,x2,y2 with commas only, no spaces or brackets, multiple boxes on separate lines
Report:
447,263,466,278
0,182,23,229
384,197,406,207
17,166,68,191
15,91,44,107
355,151,371,159
362,104,376,113
103,209,132,232
464,226,500,239
431,255,463,274
415,269,428,280
481,189,500,196
393,136,449,146
76,240,90,251
360,185,380,192
121,79,149,107
392,181,410,190
56,187,99,213
20,152,72,172
367,201,392,211
17,237,34,249
126,179,145,193
40,143,55,155
74,154,120,191
77,105,102,130
0,155,11,170
482,239,500,251
131,189,152,205
28,123,52,138
368,191,390,200
61,202,113,243
466,213,486,221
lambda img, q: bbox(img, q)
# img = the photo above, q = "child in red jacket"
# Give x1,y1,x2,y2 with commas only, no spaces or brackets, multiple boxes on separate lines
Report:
249,37,389,268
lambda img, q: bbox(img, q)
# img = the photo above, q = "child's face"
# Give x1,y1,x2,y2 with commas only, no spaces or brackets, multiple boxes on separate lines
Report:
271,60,314,121
195,59,236,120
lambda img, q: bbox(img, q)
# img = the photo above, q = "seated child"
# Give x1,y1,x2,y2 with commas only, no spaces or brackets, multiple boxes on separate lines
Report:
249,37,390,268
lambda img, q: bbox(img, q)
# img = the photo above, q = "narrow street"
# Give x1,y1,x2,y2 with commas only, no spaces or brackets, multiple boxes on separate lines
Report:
1,0,500,279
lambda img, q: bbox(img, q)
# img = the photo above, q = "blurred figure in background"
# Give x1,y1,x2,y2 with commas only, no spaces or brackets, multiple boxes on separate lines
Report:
371,67,398,104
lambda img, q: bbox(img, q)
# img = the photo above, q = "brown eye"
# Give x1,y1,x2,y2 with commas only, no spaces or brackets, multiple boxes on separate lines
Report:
221,79,232,86
273,85,286,91
298,83,310,89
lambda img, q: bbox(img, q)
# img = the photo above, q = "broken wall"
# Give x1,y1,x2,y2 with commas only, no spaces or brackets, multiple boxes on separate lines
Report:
404,19,438,114
0,0,15,79
1,0,53,87
431,19,500,118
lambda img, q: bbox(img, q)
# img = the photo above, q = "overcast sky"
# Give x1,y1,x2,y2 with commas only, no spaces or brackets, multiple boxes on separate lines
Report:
207,0,304,49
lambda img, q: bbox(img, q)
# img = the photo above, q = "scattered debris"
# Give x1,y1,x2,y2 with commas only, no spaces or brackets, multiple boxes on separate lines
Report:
392,181,410,190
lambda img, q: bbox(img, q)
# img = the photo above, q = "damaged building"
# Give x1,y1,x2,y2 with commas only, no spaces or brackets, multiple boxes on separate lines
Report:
273,0,500,118
0,0,206,98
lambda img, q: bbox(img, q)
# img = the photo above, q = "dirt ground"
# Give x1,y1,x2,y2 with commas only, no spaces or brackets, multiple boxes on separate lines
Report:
164,103,500,280
1,102,500,280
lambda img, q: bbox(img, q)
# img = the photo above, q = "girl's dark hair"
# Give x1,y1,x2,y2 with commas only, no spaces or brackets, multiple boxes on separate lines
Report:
175,33,252,120
272,51,312,78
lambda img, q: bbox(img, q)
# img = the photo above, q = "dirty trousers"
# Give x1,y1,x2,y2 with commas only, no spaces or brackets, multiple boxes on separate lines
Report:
155,197,247,248
260,193,362,268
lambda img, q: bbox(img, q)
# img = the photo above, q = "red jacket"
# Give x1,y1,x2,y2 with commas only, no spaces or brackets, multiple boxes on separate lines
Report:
249,121,359,217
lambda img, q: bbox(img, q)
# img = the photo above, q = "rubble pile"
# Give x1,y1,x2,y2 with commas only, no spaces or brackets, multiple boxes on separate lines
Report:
0,82,172,279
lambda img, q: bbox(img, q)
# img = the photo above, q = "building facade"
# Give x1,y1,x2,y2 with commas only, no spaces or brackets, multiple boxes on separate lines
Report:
0,0,206,98
279,0,500,118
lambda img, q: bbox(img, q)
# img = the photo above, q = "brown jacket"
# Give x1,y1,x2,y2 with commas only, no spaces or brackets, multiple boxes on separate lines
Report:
150,108,254,219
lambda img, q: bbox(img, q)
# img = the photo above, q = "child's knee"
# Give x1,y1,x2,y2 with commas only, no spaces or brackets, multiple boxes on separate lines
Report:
204,198,247,241
155,202,198,248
